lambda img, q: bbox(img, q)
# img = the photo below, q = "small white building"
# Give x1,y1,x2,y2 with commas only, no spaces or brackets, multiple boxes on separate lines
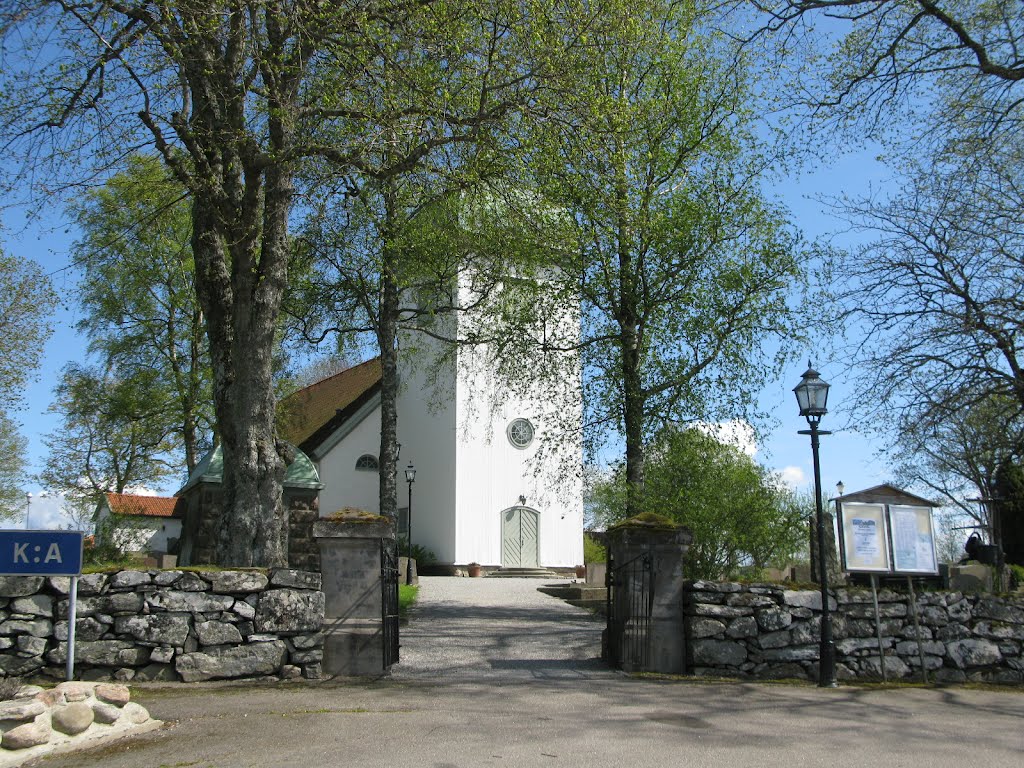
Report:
280,336,585,570
95,492,184,556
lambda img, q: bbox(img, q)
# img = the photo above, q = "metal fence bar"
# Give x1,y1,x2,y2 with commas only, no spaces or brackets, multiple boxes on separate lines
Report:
606,550,653,671
381,539,400,669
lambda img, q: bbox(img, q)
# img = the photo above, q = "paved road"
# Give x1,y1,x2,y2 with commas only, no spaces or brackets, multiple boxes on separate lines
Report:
25,577,1024,768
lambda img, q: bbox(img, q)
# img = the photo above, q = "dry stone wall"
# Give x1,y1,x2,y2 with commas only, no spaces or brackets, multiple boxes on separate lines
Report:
0,569,325,683
685,581,1024,683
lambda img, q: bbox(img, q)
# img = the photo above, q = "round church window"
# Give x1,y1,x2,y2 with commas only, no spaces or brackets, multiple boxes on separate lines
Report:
507,418,535,449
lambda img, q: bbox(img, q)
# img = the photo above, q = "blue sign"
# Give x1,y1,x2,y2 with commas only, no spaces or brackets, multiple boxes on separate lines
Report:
0,530,84,576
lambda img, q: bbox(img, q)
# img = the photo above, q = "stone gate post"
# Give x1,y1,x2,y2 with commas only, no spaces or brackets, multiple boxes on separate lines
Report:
607,517,691,674
314,514,394,676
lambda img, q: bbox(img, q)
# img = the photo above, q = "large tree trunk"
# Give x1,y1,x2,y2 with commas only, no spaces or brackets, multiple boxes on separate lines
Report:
378,182,401,523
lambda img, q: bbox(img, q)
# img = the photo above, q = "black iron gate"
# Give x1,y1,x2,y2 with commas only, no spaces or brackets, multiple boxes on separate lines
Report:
381,538,400,669
605,550,654,671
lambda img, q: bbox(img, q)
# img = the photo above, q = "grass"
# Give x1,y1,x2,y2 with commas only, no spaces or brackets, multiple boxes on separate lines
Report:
399,584,419,620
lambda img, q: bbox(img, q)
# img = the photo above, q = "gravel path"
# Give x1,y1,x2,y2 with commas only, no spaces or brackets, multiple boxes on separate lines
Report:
391,576,615,682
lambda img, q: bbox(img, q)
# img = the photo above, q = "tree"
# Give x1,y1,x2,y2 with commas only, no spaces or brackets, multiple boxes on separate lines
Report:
0,246,55,405
521,0,810,515
0,413,28,522
41,364,178,524
70,154,213,474
593,426,808,580
994,460,1024,566
748,1,1024,137
836,144,1024,442
1,1,557,565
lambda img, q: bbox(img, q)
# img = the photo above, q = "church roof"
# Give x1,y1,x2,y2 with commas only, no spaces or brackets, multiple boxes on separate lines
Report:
835,483,940,507
177,444,323,494
277,358,382,453
104,492,185,519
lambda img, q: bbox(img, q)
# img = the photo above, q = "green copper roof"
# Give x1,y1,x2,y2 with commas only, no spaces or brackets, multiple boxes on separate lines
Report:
178,444,323,494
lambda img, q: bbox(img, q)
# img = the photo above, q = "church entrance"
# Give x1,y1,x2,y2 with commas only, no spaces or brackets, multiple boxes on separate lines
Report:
501,507,540,568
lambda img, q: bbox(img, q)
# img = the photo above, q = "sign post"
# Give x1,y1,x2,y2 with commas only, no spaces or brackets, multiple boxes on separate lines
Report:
0,530,85,681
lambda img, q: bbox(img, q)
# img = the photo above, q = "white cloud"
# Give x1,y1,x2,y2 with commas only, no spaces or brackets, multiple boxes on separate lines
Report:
777,465,806,488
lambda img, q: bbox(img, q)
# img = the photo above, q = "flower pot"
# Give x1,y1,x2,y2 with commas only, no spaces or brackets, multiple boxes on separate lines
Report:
574,565,587,579
468,564,482,577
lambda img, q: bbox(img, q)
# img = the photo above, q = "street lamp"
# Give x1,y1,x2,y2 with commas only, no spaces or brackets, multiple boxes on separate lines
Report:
405,463,416,585
26,492,32,529
794,362,837,688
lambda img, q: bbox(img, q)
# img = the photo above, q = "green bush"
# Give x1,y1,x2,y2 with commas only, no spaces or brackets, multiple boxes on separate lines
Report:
397,539,437,565
1009,563,1024,591
583,533,606,563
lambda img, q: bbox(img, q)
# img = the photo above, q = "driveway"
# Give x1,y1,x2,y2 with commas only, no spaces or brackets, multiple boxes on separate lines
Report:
392,576,613,682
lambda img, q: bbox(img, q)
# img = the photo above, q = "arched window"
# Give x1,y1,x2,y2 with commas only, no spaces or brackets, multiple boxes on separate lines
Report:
355,454,379,471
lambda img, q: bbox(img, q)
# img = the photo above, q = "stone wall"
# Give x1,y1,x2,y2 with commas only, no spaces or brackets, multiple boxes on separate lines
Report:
0,568,325,684
685,580,1024,684
180,488,321,571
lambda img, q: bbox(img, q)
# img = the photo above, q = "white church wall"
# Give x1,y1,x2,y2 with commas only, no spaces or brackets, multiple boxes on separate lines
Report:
395,334,459,564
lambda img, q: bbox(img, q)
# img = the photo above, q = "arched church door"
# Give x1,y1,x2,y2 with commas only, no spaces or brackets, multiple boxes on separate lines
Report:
502,507,539,568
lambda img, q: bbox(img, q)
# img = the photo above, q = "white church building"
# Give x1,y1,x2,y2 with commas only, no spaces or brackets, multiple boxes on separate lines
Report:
279,332,585,570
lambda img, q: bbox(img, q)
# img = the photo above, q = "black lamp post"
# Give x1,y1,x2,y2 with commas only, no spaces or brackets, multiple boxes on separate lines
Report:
794,362,837,688
405,463,416,585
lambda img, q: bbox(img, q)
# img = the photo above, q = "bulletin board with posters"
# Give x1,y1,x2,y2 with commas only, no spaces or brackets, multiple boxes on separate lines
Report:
837,502,892,573
887,504,938,575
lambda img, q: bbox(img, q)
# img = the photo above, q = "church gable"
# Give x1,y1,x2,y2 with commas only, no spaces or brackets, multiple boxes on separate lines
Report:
278,358,382,455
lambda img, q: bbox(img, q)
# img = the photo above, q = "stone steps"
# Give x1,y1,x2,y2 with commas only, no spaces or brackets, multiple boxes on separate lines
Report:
486,568,560,579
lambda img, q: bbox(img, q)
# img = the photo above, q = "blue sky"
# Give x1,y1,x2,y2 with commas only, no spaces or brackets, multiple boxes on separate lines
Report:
1,129,901,530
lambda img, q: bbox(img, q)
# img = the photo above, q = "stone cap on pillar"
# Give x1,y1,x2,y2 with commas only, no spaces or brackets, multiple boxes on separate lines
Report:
607,512,692,548
314,508,394,540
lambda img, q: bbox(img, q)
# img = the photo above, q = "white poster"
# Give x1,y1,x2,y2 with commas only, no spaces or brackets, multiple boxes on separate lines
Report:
838,503,890,572
889,505,938,574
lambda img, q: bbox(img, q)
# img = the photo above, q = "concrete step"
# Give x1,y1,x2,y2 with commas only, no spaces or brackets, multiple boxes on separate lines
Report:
486,568,560,579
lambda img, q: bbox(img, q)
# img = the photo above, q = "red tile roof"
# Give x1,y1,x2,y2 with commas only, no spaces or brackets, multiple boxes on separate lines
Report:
278,358,382,451
105,492,185,518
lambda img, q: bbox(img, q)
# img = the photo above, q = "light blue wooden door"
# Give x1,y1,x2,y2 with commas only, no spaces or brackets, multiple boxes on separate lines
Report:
502,507,539,568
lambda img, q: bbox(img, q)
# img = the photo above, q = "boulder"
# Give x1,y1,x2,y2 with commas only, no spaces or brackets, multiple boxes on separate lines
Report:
154,570,184,586
122,701,152,725
946,638,1002,669
0,576,44,598
269,569,322,590
10,594,54,617
1,718,52,750
149,646,175,664
54,616,109,641
689,603,751,620
55,681,91,702
196,620,243,646
47,640,150,667
91,700,122,724
0,699,45,721
77,573,109,595
69,592,144,618
0,655,45,677
51,702,95,735
689,618,726,639
115,613,191,646
726,592,777,609
725,616,758,639
757,630,791,650
133,663,178,682
0,618,53,637
756,608,792,631
206,571,269,594
232,601,256,620
691,638,747,667
759,645,820,662
16,634,47,656
175,640,287,682
176,572,211,591
290,632,325,650
109,570,153,589
255,590,324,634
975,598,1024,625
94,683,131,707
147,590,234,613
